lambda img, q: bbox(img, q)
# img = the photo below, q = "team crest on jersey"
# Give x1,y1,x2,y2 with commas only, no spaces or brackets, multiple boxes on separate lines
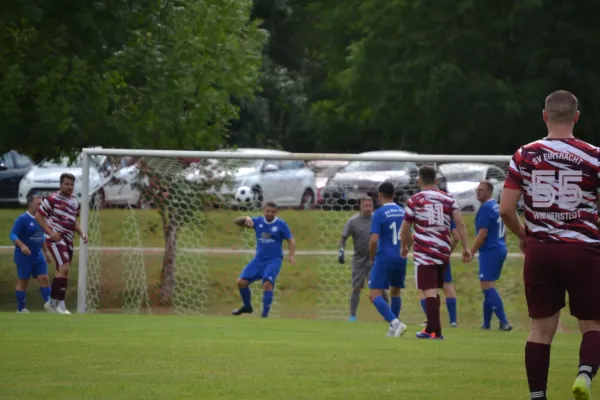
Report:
261,232,271,239
259,224,263,228
271,227,278,232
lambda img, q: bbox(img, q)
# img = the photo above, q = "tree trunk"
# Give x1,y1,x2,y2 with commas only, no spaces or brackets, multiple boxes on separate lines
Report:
159,211,179,306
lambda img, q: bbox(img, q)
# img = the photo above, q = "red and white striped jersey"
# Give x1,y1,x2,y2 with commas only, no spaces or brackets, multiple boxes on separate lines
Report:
405,189,459,266
504,138,600,243
39,192,79,245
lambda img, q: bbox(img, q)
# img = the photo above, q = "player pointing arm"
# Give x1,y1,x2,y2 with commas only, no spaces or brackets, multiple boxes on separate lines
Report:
232,202,295,318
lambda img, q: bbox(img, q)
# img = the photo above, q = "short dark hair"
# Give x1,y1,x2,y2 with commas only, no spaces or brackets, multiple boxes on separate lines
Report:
27,194,41,207
480,180,494,193
418,165,437,185
545,90,578,123
360,196,373,204
264,201,278,209
378,181,395,199
60,173,76,184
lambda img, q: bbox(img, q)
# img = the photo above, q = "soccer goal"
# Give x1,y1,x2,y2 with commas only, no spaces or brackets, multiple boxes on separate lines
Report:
77,148,525,324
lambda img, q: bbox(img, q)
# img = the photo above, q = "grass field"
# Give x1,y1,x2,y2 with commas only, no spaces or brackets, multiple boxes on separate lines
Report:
0,313,584,400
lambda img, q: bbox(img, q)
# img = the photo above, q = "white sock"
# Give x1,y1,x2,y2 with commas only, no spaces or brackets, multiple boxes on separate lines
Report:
59,300,66,308
51,299,58,307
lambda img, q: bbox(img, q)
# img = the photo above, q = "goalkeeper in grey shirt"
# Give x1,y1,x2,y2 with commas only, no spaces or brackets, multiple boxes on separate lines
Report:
338,196,387,321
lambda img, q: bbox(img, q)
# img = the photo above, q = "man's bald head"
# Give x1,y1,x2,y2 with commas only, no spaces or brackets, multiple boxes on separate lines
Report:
544,90,579,123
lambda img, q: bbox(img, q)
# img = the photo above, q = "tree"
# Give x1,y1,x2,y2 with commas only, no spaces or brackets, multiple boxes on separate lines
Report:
0,0,266,160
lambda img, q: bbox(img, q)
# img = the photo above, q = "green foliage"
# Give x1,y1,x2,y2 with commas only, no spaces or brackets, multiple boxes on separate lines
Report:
0,0,266,161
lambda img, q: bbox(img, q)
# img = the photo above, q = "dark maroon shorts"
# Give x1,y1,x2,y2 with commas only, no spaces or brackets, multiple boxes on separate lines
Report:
416,264,447,291
524,241,600,320
48,240,74,268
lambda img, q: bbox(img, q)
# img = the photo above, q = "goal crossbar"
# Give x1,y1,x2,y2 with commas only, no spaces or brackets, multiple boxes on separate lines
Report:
82,148,512,163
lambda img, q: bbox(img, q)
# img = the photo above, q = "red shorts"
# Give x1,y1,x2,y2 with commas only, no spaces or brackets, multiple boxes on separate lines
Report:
524,241,600,320
48,240,74,267
416,264,447,291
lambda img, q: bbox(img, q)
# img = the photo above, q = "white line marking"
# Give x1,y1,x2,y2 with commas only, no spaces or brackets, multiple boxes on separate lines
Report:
0,245,525,257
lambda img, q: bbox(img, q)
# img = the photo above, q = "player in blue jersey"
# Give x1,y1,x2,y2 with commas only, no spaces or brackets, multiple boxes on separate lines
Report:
471,181,512,331
232,202,296,318
368,181,408,337
10,194,52,313
418,219,459,327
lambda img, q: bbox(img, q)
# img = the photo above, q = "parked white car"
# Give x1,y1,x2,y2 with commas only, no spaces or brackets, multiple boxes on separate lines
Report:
438,163,506,212
186,148,318,208
18,155,111,206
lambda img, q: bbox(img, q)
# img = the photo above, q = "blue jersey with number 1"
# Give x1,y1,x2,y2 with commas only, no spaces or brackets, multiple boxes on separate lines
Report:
371,203,406,266
476,199,506,251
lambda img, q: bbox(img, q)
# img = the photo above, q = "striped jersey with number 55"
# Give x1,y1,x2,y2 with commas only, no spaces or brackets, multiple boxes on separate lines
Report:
404,190,459,266
504,138,600,243
370,203,406,264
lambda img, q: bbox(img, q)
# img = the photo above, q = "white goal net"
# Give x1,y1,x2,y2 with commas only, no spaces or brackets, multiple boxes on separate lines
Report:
78,149,536,327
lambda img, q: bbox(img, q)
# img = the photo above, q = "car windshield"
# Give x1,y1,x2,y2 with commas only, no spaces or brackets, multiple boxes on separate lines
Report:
342,161,411,172
441,169,484,182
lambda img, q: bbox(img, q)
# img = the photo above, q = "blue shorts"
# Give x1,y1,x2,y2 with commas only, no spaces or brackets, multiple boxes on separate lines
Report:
479,247,508,282
15,254,48,280
368,261,407,290
444,263,453,283
239,257,283,285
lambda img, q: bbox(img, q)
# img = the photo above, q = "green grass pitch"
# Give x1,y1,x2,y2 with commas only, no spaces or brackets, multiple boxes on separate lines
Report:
0,313,583,400
0,208,583,399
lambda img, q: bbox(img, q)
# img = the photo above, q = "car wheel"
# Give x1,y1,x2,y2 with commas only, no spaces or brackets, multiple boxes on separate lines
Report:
252,186,263,209
300,189,315,210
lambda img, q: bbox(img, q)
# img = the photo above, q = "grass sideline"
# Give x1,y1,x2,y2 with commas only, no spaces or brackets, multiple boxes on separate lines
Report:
0,313,583,400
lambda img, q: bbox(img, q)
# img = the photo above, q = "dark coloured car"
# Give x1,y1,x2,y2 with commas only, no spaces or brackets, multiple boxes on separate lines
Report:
0,151,34,206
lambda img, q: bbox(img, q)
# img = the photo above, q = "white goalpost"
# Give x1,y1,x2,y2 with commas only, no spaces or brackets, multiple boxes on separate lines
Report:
77,148,519,323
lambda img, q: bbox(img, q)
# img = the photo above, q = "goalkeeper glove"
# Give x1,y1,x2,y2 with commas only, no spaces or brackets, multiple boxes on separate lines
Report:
338,247,345,264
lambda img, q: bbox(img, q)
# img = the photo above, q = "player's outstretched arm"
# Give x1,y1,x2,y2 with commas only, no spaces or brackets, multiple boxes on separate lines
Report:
368,233,379,264
451,209,471,262
399,220,413,258
470,228,488,256
450,229,459,252
287,238,296,265
10,218,30,256
233,216,253,228
499,189,525,240
74,219,88,244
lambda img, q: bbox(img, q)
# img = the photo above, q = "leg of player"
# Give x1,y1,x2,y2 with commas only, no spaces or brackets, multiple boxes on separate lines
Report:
15,278,29,313
232,279,253,315
418,289,427,327
443,264,458,327
480,280,511,330
416,265,444,339
526,313,559,400
349,287,361,322
390,286,402,320
50,263,71,314
261,281,274,318
573,320,600,400
369,265,406,337
33,257,51,311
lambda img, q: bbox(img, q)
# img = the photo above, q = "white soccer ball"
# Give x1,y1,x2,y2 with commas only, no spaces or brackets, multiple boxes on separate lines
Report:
235,186,254,204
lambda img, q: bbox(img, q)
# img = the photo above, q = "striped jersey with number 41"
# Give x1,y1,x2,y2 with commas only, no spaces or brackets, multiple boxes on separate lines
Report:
404,189,459,266
504,138,600,243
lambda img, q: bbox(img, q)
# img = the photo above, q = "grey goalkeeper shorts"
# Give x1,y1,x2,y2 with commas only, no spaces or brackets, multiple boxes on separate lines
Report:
351,260,372,288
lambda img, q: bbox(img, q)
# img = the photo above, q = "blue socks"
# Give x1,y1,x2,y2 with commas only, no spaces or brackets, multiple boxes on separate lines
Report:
483,288,508,325
16,290,26,311
262,290,273,318
373,295,396,322
391,296,402,319
420,298,427,317
239,287,251,308
446,297,457,324
40,287,51,303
